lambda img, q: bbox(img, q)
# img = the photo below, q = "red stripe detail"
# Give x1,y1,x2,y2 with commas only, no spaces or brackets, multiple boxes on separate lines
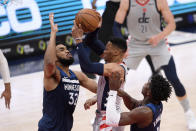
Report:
165,38,171,51
136,0,150,6
100,124,110,129
102,116,106,120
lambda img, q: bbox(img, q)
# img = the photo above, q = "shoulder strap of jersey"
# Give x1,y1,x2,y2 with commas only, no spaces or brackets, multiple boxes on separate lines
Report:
146,102,163,119
120,62,128,81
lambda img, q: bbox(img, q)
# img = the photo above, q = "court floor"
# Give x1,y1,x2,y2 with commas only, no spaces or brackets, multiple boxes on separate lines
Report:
0,42,196,131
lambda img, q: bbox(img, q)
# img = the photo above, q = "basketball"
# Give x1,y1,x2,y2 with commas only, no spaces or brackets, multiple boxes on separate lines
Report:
75,8,101,33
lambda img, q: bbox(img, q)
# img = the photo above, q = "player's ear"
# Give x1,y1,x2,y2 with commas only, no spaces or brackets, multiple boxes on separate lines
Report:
113,48,121,55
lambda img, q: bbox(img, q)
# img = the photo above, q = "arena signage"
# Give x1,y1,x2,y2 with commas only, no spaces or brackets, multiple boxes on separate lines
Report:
0,0,42,36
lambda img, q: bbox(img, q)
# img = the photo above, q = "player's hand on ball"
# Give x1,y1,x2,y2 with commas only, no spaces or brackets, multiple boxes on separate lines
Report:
84,96,97,110
49,13,58,33
72,21,84,43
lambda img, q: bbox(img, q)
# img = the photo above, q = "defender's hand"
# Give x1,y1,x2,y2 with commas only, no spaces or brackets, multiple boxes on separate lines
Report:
49,13,58,33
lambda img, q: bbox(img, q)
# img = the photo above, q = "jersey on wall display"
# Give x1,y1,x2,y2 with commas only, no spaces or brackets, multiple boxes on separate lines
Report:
0,0,195,60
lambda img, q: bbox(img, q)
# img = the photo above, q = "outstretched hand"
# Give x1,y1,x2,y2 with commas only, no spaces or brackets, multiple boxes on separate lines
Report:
49,13,58,33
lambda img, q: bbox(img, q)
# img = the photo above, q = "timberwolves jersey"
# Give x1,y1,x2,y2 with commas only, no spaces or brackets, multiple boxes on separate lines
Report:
97,63,127,111
131,102,163,131
38,67,80,131
127,0,163,42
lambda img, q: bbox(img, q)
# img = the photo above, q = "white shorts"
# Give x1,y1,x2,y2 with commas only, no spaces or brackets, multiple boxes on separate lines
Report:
124,39,171,70
93,111,124,131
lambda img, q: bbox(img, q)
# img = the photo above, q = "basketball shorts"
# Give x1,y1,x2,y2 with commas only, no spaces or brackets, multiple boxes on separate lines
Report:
125,39,171,70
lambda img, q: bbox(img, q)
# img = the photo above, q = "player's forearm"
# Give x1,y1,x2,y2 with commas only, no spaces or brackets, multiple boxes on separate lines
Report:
86,79,97,93
0,50,11,84
119,89,139,110
44,32,56,66
159,20,176,40
113,21,123,38
106,91,134,127
44,32,57,76
76,43,104,75
84,28,105,56
106,91,121,127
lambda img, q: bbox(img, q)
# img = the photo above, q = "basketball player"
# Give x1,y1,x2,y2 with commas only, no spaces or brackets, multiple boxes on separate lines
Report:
0,49,11,109
38,13,98,131
106,73,172,131
72,23,127,131
86,0,125,79
91,0,154,77
113,0,196,130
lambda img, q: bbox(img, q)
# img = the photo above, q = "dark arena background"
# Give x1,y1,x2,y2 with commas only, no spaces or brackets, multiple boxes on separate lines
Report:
0,0,196,131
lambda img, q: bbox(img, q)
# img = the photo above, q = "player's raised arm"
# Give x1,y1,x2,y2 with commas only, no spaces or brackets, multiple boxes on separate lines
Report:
84,28,105,58
44,13,58,78
113,0,129,38
72,23,125,77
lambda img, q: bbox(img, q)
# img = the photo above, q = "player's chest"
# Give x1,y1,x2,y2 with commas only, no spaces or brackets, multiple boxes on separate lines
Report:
60,77,80,106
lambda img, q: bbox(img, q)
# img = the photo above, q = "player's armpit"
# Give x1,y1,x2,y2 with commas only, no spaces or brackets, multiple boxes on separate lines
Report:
43,68,61,91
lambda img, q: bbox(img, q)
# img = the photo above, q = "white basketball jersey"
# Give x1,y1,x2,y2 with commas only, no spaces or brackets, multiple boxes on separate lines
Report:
97,63,127,112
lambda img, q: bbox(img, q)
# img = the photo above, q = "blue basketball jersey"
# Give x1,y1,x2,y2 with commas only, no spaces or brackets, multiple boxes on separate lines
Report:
131,102,163,131
38,67,80,131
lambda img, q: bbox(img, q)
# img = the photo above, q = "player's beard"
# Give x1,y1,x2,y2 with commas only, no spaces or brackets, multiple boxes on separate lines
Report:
57,56,74,67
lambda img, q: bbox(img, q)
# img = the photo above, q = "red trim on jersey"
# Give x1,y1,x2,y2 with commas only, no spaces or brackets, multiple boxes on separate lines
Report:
100,124,110,130
165,38,171,51
136,0,150,6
